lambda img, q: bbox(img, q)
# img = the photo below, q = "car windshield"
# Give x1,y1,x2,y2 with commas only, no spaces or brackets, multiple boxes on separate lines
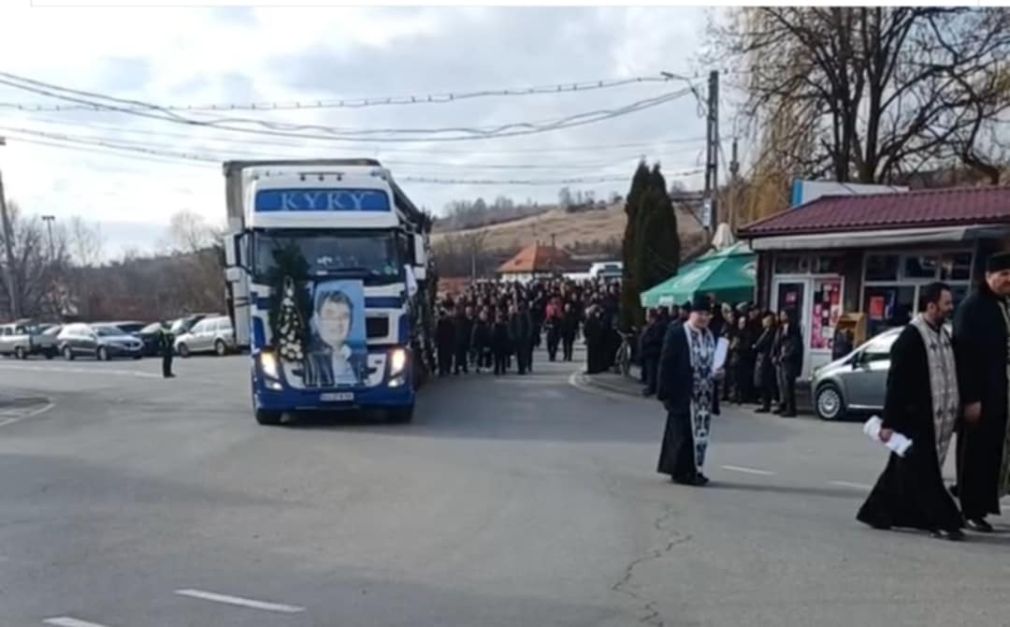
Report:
141,323,162,334
42,326,61,336
253,230,402,283
95,326,125,337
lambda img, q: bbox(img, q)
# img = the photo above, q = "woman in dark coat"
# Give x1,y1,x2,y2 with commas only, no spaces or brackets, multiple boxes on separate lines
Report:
773,310,803,417
753,312,777,413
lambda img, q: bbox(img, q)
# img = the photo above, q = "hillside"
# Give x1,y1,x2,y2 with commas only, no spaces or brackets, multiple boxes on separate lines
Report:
431,202,707,258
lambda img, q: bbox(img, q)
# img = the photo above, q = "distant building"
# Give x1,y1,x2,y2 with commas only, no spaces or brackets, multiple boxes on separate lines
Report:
497,243,577,283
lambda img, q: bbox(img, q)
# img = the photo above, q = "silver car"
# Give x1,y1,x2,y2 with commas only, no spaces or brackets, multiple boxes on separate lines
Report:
174,316,236,357
811,327,902,421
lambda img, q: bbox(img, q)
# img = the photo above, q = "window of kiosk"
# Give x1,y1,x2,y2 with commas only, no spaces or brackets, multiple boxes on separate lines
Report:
863,285,915,337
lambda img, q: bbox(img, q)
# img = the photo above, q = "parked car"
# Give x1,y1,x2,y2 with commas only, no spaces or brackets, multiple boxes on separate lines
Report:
0,321,59,359
169,313,218,337
99,321,147,335
174,316,236,357
57,323,144,361
811,327,902,421
137,322,165,356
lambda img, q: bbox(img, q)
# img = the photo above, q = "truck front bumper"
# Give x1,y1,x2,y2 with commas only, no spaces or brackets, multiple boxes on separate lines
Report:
253,378,415,412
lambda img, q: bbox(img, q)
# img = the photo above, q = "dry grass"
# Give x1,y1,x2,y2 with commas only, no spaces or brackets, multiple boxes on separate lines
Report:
431,203,705,255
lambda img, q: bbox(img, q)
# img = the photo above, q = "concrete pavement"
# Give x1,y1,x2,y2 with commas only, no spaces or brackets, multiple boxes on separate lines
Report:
0,350,1008,626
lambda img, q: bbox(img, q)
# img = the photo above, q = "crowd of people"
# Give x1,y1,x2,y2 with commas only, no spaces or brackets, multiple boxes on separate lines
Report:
649,251,1010,543
636,301,806,417
434,277,622,377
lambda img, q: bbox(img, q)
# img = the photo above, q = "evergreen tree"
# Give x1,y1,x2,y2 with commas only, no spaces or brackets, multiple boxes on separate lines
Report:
619,161,651,331
634,165,681,296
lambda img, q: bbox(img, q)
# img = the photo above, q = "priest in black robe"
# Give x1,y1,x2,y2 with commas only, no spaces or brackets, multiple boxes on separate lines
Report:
952,251,1010,532
857,282,964,540
656,295,719,486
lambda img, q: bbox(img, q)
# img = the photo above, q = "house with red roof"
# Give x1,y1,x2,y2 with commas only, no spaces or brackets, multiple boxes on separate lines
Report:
497,243,577,283
738,184,1010,380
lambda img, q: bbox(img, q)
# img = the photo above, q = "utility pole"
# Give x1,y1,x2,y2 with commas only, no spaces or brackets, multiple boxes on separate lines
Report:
703,70,719,234
42,215,55,260
0,137,20,319
729,137,740,231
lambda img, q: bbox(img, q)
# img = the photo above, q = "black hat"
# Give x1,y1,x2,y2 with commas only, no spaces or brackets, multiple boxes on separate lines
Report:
987,251,1010,273
688,294,712,312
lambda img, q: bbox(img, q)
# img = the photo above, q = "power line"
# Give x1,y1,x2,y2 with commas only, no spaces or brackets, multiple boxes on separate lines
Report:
0,75,678,113
401,170,704,186
0,71,692,142
14,113,707,155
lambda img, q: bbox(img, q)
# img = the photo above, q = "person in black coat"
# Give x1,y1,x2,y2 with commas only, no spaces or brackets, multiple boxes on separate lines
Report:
639,309,665,397
560,302,579,362
509,302,534,375
583,306,606,374
773,310,803,417
435,307,455,377
856,282,964,540
453,306,474,375
470,309,493,373
491,311,512,375
952,252,1010,532
752,312,777,413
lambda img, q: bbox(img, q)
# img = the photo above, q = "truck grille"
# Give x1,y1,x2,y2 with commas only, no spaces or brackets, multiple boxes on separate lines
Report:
366,316,389,339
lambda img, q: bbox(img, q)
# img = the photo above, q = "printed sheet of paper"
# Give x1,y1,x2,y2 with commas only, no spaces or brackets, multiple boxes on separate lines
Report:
863,416,912,457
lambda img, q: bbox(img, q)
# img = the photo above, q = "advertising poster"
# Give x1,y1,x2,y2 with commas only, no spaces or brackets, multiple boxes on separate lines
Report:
301,279,368,389
810,279,842,350
869,296,885,321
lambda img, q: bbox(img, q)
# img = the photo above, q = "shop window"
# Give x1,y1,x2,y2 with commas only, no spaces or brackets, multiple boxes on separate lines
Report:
865,254,899,281
813,256,843,275
863,285,915,337
903,255,938,279
775,254,803,274
940,252,972,281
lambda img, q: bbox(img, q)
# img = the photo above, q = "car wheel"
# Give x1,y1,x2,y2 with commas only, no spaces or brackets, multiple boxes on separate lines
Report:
815,383,846,421
63,346,75,361
214,340,227,356
97,346,109,362
255,408,283,426
177,343,190,358
14,346,26,360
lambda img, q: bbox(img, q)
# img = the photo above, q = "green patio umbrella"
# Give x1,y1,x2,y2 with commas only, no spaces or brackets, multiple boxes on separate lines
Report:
639,242,756,308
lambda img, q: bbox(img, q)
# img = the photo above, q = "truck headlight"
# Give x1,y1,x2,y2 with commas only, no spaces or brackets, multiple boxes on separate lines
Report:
260,351,280,379
390,348,408,376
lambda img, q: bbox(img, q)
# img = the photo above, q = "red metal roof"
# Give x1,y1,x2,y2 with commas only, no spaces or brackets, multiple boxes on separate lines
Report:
497,243,574,274
740,185,1010,237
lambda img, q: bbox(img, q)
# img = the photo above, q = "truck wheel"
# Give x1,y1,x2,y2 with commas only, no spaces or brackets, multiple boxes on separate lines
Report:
14,347,26,360
387,405,414,424
255,408,283,426
214,340,227,356
63,346,75,361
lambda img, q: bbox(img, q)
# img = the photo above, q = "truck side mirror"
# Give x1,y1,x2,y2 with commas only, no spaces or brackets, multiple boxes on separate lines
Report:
413,233,426,266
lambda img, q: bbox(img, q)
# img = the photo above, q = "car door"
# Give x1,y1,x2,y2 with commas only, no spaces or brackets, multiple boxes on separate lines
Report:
195,320,214,352
0,326,12,354
842,332,898,411
78,326,97,356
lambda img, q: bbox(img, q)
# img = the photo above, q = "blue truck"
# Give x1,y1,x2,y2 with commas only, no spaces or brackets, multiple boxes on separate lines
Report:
222,159,434,425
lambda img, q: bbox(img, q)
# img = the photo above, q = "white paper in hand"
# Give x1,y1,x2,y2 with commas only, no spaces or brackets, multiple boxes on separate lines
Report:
863,415,912,457
713,337,729,372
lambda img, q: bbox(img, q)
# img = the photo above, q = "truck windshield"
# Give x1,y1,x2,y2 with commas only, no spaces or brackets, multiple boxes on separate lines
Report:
253,231,402,283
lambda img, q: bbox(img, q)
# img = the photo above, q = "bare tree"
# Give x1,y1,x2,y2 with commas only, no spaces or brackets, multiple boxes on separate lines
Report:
716,7,1010,185
66,216,105,268
0,202,69,318
166,210,222,254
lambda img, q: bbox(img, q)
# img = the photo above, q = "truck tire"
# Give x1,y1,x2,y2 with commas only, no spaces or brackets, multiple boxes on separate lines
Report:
14,346,26,360
255,408,283,426
387,405,414,424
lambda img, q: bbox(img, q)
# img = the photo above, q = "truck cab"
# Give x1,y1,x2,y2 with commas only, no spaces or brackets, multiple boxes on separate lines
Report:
222,160,431,425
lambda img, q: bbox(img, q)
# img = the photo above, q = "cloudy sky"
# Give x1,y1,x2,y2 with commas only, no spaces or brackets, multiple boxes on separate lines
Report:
0,4,728,257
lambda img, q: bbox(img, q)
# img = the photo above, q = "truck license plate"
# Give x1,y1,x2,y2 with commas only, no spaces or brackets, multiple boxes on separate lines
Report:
320,391,354,402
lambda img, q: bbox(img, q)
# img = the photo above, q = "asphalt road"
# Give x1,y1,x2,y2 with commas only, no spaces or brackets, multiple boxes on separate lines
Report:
0,350,1008,627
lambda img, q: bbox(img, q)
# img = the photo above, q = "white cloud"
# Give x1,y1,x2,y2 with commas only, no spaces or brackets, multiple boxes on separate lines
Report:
0,5,715,256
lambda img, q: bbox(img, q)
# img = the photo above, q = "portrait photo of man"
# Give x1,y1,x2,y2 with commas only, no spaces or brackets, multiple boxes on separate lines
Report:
303,283,367,389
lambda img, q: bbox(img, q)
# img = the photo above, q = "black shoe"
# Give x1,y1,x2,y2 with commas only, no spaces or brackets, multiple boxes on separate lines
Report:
967,518,994,533
693,473,710,486
755,407,771,414
946,529,966,541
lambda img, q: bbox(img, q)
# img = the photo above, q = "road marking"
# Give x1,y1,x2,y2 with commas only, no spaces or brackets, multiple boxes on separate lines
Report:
721,465,775,476
0,400,54,428
829,480,873,490
0,364,160,379
175,588,305,613
43,617,109,627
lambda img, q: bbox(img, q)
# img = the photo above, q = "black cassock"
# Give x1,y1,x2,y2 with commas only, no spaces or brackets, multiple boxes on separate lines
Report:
856,326,963,533
953,283,1010,520
656,322,715,482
